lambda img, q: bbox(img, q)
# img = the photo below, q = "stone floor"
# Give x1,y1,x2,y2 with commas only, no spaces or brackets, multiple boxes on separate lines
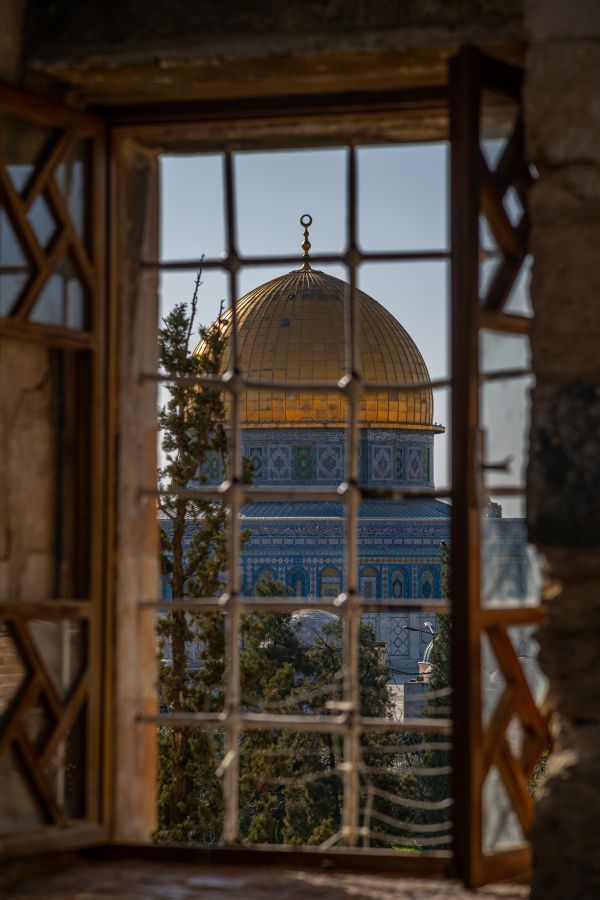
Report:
4,859,529,899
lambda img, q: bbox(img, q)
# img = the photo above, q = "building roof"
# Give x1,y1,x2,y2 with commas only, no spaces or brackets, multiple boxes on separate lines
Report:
197,266,443,432
241,499,452,519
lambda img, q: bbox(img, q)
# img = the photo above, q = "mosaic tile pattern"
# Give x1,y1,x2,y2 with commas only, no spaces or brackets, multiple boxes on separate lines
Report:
316,444,343,480
294,445,312,481
267,445,292,480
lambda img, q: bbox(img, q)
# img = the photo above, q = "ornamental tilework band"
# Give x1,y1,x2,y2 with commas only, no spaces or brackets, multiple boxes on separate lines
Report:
395,447,405,481
372,445,394,481
316,444,343,480
294,445,313,481
407,447,424,481
248,447,264,479
267,444,292,480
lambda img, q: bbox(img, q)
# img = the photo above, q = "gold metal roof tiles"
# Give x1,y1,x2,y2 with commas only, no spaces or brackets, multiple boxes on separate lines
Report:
198,266,441,431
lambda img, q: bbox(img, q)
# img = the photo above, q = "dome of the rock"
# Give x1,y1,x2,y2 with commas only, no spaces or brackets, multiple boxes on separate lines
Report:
200,267,441,431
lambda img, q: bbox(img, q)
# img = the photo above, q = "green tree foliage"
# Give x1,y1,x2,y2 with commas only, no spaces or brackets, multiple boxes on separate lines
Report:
401,540,453,847
238,578,393,846
156,272,229,843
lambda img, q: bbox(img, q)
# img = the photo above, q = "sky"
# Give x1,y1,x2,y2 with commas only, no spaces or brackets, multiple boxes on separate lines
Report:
159,144,531,512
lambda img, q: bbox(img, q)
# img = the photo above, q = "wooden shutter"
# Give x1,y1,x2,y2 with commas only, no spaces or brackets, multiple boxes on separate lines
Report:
450,47,551,887
0,83,107,856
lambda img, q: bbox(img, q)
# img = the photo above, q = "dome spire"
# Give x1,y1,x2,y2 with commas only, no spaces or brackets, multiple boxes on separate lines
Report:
300,214,312,270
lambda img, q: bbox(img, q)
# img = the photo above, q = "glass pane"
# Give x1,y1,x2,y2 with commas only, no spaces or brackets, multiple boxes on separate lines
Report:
234,147,346,257
0,623,27,720
160,153,226,261
0,746,48,833
480,328,531,374
358,143,448,251
482,496,545,607
504,254,533,318
482,764,525,853
481,632,506,728
479,254,502,301
22,694,54,751
26,193,58,249
1,112,59,195
0,208,30,315
29,252,87,329
239,729,343,846
503,185,525,229
46,705,86,819
507,624,548,707
54,137,90,245
358,261,450,381
240,610,343,718
28,619,86,701
159,268,228,333
481,373,534,490
156,610,226,716
360,734,453,850
155,726,224,844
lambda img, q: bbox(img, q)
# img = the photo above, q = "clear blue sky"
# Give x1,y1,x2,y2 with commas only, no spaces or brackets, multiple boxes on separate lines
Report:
159,144,530,509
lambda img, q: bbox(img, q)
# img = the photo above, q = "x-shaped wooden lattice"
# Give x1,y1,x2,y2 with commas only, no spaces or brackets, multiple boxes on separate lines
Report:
479,114,533,313
0,618,89,825
0,126,93,323
480,622,551,835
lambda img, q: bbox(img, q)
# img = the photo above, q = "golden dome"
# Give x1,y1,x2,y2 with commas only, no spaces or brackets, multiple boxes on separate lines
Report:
203,268,440,430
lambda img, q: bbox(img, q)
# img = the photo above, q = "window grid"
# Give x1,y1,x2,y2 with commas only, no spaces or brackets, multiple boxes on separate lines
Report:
139,145,529,851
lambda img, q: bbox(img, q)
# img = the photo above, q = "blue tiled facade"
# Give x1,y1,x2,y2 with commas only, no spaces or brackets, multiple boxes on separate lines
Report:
193,426,446,678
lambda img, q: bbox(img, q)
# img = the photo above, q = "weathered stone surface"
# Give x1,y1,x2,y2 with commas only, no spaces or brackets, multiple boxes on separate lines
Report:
24,0,523,62
526,4,600,897
20,0,524,104
536,560,600,721
526,44,600,167
528,382,600,544
532,743,600,899
525,0,600,42
3,858,530,899
529,222,600,381
529,169,600,224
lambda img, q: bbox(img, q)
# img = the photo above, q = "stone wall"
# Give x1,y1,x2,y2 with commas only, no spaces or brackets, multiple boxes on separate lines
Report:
21,0,524,104
525,1,600,897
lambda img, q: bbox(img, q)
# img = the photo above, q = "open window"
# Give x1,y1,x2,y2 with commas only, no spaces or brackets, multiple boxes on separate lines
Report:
0,46,549,887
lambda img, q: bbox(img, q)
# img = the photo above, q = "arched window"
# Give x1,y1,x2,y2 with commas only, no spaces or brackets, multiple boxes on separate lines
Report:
359,565,378,600
391,570,405,599
319,566,342,598
420,568,434,599
253,567,275,591
288,568,307,598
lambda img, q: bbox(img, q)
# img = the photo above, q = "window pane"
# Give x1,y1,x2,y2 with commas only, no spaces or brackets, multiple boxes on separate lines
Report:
358,144,448,252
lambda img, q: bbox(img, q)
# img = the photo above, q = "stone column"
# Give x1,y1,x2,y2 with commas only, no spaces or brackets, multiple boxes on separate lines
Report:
525,3,600,896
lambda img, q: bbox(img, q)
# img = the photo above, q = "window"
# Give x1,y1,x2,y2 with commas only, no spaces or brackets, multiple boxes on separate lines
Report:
359,566,378,600
391,570,406,599
0,46,550,888
288,568,307,598
319,567,342,599
253,567,275,588
420,569,434,598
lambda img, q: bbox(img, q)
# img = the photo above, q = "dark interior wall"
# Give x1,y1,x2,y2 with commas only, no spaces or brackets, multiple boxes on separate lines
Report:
21,0,524,104
26,0,523,60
